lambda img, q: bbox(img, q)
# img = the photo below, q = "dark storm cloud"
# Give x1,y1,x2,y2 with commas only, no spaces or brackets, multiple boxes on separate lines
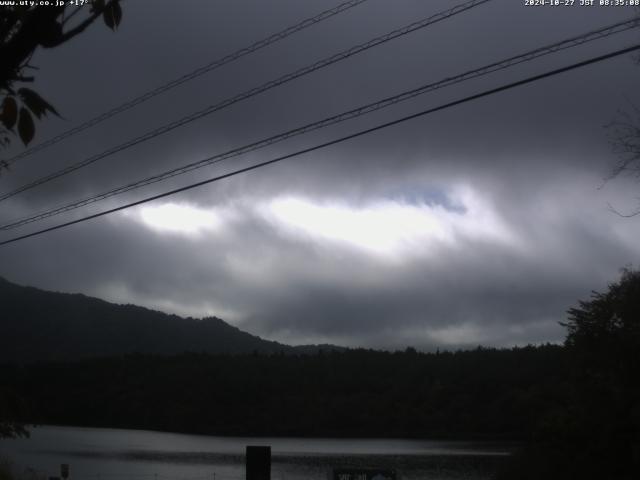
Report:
1,0,639,349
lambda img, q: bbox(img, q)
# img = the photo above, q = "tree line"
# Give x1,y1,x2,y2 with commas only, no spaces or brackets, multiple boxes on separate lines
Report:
1,345,568,439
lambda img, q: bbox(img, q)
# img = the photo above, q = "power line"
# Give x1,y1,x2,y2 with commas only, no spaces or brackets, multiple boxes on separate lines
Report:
0,0,493,203
1,17,636,232
1,43,637,248
1,0,373,167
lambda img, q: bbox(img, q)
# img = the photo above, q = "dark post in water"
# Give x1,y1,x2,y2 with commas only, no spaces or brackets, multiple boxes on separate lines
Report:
246,446,270,480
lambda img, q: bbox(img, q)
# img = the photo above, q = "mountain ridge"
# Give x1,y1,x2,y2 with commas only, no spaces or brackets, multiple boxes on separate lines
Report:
0,276,343,362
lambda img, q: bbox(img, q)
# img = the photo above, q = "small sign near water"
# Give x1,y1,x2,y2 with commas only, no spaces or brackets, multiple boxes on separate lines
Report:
332,469,396,480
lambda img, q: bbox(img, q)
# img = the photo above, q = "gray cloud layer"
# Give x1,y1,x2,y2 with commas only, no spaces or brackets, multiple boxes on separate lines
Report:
1,0,639,350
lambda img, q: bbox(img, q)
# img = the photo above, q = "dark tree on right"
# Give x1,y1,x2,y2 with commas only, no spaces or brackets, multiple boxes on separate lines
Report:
498,268,640,480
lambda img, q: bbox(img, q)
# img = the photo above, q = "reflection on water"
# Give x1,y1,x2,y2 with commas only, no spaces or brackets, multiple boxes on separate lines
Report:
0,426,513,480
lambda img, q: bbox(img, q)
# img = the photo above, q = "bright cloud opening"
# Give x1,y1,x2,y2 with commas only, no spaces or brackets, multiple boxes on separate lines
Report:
128,203,223,235
262,187,519,258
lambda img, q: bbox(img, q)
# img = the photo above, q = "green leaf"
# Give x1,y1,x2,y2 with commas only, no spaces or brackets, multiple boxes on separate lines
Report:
1,96,18,130
18,108,35,146
17,88,60,119
103,1,122,31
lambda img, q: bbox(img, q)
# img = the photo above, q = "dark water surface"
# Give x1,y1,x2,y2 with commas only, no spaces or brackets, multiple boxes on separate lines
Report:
0,426,513,480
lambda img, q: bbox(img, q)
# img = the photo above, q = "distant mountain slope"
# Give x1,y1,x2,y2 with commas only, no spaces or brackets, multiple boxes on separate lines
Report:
0,277,333,362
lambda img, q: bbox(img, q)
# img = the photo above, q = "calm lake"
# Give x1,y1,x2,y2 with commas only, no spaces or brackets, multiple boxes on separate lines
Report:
0,426,513,480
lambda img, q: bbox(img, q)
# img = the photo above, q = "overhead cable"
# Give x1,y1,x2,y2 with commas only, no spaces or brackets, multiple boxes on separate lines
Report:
1,0,373,166
1,17,636,232
1,43,638,247
0,0,493,202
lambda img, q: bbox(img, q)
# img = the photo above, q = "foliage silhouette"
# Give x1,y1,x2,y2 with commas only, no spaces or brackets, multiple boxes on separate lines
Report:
0,1,122,150
497,268,640,479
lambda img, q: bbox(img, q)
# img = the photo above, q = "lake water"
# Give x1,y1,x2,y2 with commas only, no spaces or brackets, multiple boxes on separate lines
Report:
0,426,512,480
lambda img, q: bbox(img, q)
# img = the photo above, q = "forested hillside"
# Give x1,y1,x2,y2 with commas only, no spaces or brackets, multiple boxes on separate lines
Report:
0,277,335,361
1,346,567,439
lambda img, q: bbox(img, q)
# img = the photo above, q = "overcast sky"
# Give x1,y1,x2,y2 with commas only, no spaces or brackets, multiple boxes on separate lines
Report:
1,0,639,350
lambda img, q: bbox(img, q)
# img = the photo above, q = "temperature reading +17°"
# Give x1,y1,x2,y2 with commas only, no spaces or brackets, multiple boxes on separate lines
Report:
55,0,90,6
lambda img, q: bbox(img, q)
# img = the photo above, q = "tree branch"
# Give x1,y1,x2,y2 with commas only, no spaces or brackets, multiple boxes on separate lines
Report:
49,0,118,47
61,5,84,27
